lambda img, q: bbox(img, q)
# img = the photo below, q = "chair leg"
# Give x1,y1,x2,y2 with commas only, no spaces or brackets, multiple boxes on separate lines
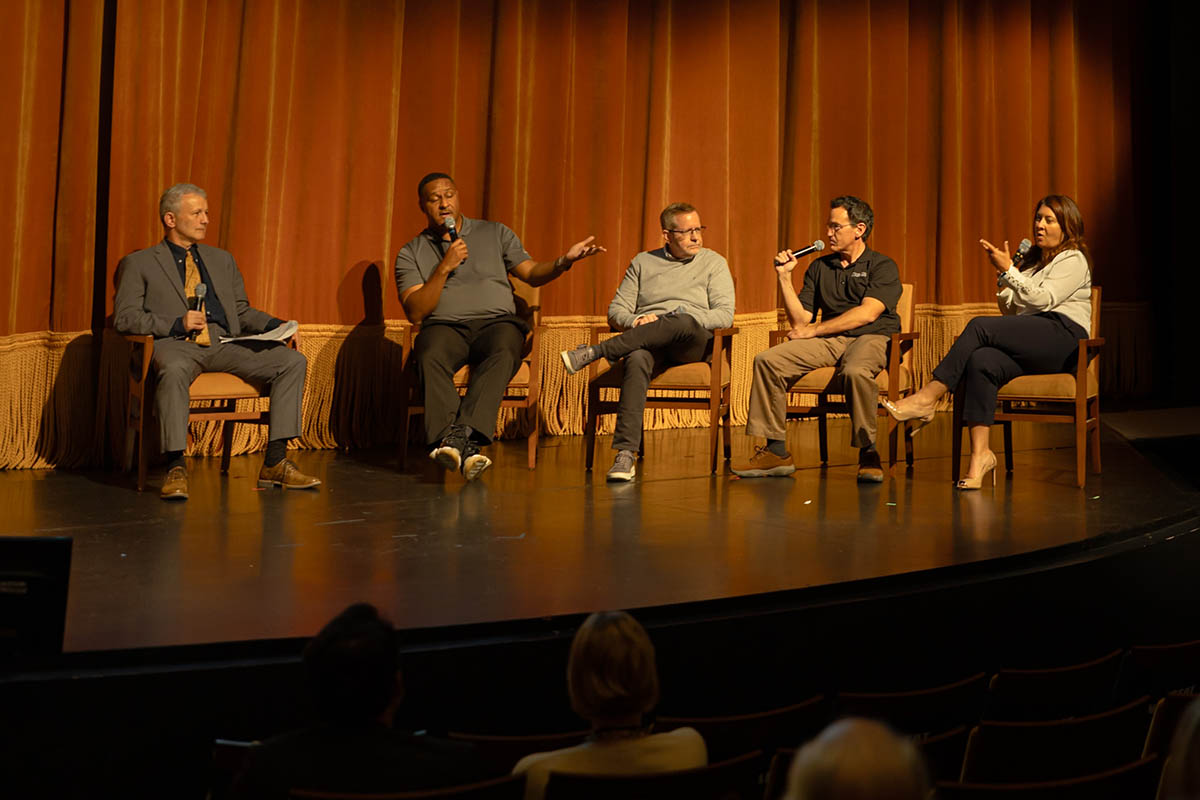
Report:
818,412,829,464
527,410,539,470
886,413,899,468
584,399,598,471
1090,398,1102,474
709,400,721,474
904,421,915,466
397,400,412,470
220,421,233,474
722,404,732,462
1002,421,1014,473
1075,411,1087,488
951,394,963,483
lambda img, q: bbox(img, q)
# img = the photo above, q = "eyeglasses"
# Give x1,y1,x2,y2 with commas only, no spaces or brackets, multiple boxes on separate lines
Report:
826,222,855,233
667,227,707,236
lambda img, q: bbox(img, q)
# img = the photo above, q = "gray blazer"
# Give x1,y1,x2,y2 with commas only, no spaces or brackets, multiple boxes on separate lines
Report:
114,242,277,339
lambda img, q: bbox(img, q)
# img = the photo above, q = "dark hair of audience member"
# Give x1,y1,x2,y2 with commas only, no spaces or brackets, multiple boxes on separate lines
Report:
1163,696,1200,799
303,602,402,725
785,718,930,800
567,611,660,726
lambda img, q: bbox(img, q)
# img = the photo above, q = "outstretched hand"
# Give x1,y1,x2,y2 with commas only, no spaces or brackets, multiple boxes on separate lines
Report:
979,238,1012,274
563,235,607,266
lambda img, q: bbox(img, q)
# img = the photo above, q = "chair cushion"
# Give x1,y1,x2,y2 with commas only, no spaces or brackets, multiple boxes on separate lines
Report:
454,360,532,387
787,366,911,395
998,371,1099,400
590,358,730,388
189,372,263,399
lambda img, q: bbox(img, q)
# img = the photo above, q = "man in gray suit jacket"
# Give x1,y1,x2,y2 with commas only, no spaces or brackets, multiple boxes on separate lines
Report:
114,183,319,500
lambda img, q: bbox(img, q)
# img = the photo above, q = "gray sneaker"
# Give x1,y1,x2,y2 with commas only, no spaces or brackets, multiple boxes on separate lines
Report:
561,345,599,376
606,450,637,482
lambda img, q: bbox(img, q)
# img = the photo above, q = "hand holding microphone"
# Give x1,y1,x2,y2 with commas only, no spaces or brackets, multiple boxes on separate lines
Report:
980,237,1031,274
775,240,825,275
438,216,469,275
186,284,207,337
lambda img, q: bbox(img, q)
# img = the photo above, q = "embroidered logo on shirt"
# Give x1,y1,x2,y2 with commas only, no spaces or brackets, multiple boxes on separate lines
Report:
850,271,868,277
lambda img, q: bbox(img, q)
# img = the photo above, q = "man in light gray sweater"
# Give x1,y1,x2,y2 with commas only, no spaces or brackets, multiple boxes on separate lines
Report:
561,203,735,482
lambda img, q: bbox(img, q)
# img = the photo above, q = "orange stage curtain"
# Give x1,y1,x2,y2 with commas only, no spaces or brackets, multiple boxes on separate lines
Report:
0,0,1151,467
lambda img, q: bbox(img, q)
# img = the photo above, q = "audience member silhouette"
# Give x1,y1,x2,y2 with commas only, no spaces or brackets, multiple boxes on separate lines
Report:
235,603,479,798
512,610,706,800
783,718,930,800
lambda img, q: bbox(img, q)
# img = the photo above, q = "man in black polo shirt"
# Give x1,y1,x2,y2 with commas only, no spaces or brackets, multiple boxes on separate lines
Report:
395,173,604,480
732,195,902,483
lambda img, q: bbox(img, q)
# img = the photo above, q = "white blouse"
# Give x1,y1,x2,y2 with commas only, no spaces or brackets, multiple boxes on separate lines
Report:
997,248,1092,334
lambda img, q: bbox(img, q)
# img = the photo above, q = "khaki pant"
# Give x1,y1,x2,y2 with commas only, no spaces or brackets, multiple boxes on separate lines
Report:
745,334,888,448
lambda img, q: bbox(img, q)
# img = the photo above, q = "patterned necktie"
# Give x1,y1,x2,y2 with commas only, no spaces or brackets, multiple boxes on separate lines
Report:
183,248,211,346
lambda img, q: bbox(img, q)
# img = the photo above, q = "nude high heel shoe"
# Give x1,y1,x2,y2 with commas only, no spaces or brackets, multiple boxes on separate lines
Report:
956,451,997,490
881,398,936,436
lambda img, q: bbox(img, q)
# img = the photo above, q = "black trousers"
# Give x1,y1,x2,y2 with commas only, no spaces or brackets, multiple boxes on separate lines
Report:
596,314,713,452
932,312,1087,426
414,316,527,446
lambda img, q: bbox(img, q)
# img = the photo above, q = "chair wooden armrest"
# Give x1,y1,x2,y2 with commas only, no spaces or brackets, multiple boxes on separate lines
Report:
1083,337,1105,349
712,326,739,337
894,331,920,341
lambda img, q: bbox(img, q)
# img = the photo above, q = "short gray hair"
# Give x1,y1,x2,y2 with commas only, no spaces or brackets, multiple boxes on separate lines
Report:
159,183,207,221
659,202,697,231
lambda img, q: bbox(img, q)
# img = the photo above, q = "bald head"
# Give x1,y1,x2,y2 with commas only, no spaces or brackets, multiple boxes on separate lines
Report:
785,719,930,800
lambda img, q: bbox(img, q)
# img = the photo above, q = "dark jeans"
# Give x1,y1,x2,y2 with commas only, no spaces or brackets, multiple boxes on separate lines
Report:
414,315,528,446
596,314,714,452
932,312,1088,426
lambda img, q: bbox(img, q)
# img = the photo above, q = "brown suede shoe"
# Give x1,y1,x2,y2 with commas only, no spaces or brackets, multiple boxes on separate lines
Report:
857,448,884,483
732,446,796,478
257,458,321,490
160,465,189,501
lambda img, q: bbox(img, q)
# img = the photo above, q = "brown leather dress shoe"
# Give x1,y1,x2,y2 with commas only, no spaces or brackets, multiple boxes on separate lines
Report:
160,465,189,501
857,448,884,483
257,458,321,490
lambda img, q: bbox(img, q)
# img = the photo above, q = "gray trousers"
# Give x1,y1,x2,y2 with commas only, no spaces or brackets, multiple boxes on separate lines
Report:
746,334,889,448
151,335,307,452
596,315,713,452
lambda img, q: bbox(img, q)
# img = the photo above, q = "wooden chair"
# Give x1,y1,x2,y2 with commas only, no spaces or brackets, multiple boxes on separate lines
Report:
952,286,1104,488
1117,638,1200,701
770,283,918,467
123,334,295,491
289,774,524,799
657,694,830,763
210,738,258,800
446,730,589,778
836,672,989,736
984,649,1124,721
936,755,1161,800
542,750,763,800
398,277,544,470
583,324,739,474
958,695,1152,783
1143,691,1198,759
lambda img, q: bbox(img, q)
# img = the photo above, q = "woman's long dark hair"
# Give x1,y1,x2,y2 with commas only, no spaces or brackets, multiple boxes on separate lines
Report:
1023,194,1092,273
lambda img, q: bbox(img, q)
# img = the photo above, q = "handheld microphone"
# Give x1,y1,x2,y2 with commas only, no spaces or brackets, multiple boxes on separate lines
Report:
188,284,207,340
778,240,825,264
1011,239,1032,268
444,216,459,243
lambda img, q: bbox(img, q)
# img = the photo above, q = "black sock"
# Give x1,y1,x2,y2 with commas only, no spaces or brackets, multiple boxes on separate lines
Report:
264,439,287,467
166,450,185,470
766,439,788,458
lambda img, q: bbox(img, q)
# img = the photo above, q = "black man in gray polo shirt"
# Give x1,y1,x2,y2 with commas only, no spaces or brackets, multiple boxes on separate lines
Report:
394,173,605,481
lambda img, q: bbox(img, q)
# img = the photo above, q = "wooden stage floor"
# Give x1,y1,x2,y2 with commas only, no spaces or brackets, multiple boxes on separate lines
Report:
2,415,1197,655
